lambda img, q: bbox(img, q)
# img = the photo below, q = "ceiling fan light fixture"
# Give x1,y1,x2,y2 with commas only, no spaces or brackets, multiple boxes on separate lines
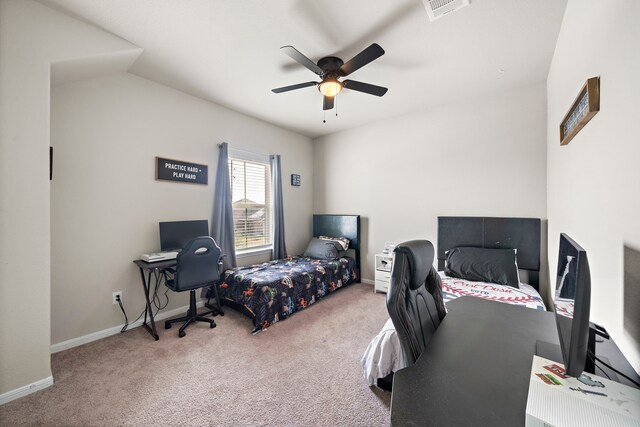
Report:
319,80,343,97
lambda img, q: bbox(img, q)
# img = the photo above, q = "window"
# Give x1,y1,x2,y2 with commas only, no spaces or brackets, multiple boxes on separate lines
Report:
229,156,271,252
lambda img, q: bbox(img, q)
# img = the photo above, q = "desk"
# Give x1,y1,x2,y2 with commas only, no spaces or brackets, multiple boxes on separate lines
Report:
391,297,559,427
133,259,176,340
133,258,224,340
391,297,640,426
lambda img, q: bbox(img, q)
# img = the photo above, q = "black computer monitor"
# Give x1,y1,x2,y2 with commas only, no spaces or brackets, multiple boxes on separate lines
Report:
159,220,209,251
553,233,592,377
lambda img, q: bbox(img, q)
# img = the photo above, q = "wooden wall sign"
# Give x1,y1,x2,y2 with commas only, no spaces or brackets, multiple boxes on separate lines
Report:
156,157,208,185
560,77,600,145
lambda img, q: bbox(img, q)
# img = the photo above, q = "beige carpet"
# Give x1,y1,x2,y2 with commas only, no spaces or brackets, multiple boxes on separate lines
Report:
0,283,391,426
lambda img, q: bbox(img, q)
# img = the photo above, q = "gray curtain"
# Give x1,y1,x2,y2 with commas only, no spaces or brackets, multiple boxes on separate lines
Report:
212,143,237,271
270,154,287,259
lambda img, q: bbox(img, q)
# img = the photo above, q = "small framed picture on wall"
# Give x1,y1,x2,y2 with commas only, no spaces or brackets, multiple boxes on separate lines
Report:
291,174,301,186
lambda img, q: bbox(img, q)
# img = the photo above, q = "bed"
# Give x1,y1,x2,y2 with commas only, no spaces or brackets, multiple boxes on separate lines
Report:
362,216,546,386
219,214,361,333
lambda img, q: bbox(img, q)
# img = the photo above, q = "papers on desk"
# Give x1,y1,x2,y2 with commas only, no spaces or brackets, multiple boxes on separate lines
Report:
141,251,179,263
526,355,640,427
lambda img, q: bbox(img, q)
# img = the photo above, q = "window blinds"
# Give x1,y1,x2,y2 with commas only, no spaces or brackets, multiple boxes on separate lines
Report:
229,158,272,251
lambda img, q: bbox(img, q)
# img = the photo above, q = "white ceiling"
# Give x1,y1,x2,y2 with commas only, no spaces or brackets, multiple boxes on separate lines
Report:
39,0,567,138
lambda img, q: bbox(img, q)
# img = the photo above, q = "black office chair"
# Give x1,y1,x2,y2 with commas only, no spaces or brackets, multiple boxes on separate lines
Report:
163,236,223,337
386,240,447,367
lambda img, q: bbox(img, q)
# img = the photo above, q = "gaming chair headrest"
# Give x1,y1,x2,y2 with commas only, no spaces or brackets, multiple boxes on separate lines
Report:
394,240,435,290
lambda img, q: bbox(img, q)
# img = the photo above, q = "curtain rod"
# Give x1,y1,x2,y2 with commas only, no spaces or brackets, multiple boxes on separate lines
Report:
219,143,274,158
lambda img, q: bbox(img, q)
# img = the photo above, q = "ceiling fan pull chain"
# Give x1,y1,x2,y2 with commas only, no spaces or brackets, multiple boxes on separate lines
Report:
323,109,326,124
336,96,338,117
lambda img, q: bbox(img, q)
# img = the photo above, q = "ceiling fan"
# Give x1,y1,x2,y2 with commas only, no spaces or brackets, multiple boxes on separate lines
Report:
272,43,388,111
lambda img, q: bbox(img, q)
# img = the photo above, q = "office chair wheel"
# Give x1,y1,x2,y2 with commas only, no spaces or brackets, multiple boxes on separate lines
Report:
210,321,216,328
164,321,171,329
179,331,186,338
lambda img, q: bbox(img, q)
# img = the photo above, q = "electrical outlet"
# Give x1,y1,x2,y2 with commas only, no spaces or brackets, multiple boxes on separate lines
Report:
112,291,122,305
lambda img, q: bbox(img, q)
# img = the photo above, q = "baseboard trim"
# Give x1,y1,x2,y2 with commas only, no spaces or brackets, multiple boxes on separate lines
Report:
50,301,205,354
0,376,53,405
361,278,375,285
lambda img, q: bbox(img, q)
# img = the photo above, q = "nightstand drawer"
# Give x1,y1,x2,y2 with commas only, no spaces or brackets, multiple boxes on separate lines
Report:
375,255,393,271
375,279,389,293
375,270,391,281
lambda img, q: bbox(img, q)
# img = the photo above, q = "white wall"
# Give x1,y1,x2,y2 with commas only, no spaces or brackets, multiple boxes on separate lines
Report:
0,0,137,397
50,72,313,345
547,0,640,370
314,82,548,293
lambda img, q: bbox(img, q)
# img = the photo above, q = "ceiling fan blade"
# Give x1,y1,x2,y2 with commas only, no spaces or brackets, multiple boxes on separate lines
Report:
343,80,388,97
280,46,323,76
272,81,318,93
335,3,418,66
339,43,385,76
323,96,334,111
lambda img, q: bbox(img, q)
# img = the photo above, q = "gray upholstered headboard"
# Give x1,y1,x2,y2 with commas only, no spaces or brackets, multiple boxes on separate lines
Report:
437,216,541,291
312,214,361,282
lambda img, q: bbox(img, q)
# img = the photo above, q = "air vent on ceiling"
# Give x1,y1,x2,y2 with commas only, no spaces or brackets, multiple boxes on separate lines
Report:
422,0,470,21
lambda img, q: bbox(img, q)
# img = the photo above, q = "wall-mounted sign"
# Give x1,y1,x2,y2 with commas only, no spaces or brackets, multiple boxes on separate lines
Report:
156,157,208,185
291,174,301,186
559,77,600,146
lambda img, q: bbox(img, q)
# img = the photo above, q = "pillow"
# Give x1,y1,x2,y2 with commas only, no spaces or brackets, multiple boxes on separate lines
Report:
319,235,350,251
444,247,520,288
303,237,344,260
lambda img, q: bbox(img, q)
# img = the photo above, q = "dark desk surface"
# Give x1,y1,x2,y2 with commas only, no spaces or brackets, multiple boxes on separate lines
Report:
390,297,640,426
391,297,558,427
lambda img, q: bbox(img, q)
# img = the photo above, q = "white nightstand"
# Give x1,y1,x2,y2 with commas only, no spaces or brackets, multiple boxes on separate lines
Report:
374,253,394,293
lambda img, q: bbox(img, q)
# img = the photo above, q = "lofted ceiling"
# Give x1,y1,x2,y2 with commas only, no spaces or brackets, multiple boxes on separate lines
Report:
39,0,568,138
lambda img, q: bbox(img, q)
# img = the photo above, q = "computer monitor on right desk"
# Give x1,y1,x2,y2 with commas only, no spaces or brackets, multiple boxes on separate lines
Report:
548,233,639,388
553,233,594,377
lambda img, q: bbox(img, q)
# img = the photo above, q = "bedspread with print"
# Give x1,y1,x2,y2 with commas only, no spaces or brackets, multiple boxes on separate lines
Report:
440,273,546,310
219,256,357,332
